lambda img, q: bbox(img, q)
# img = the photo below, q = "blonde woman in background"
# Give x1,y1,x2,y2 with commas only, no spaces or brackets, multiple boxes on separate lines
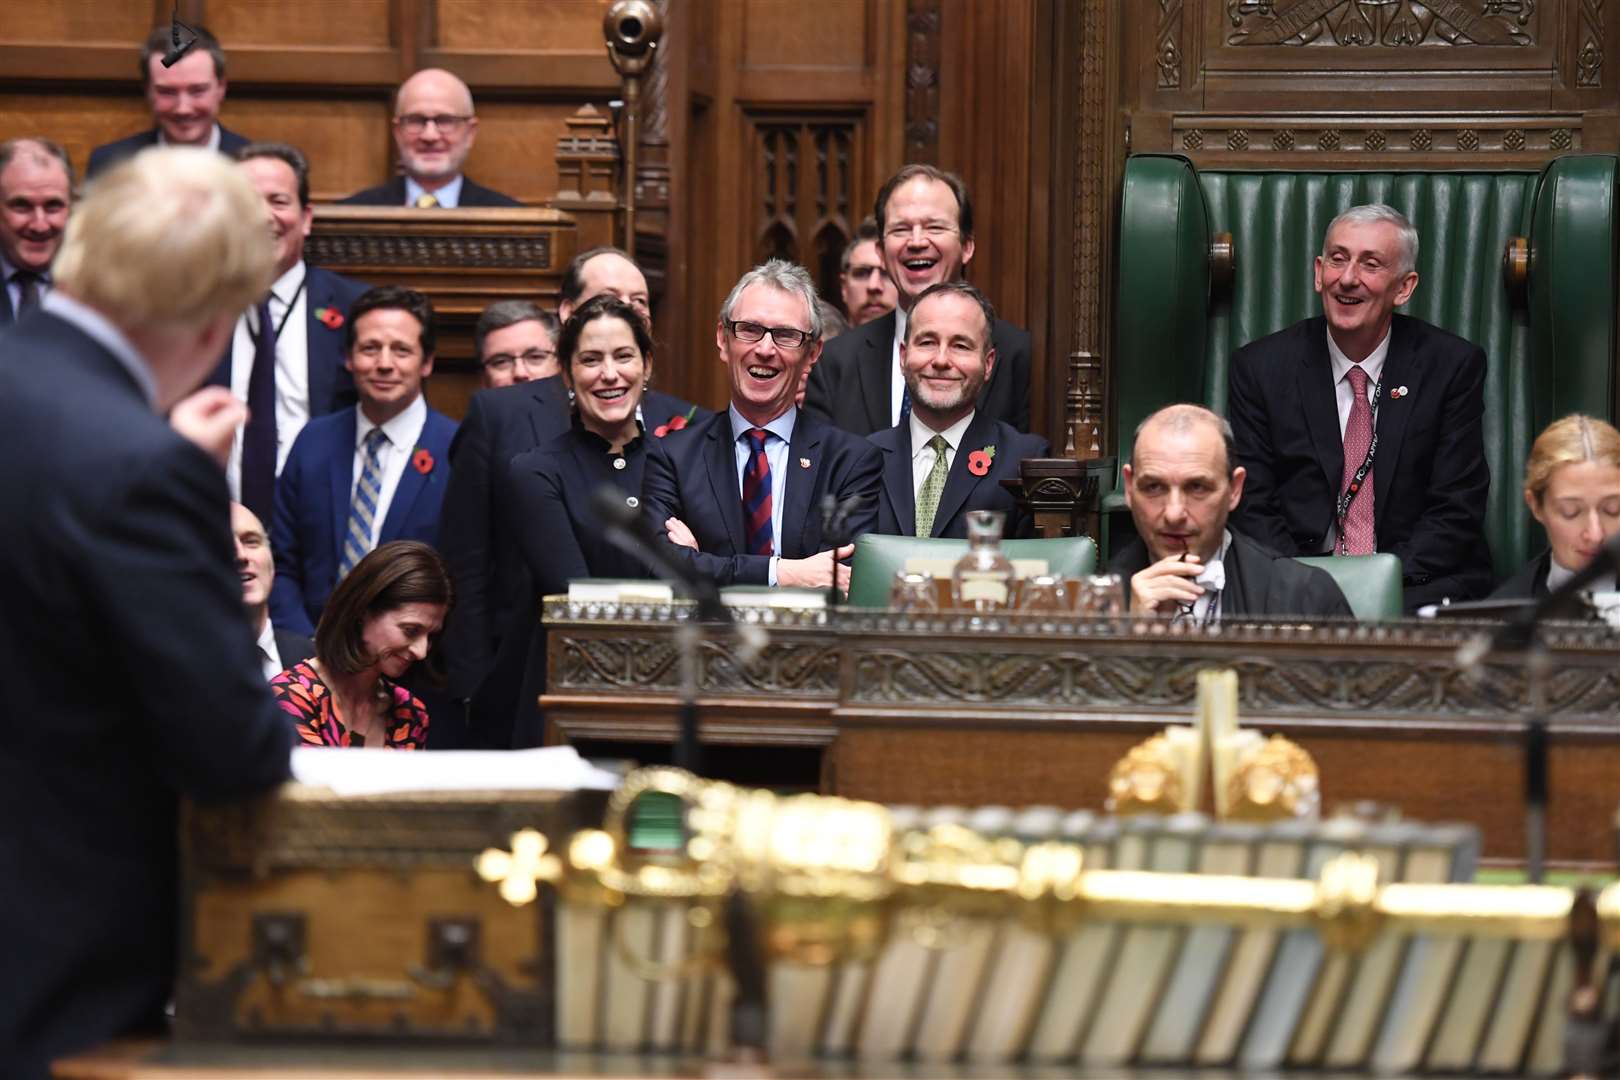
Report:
1491,414,1620,599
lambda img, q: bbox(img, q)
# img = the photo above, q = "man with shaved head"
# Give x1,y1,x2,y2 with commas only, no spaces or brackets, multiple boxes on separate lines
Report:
1109,403,1351,621
341,68,520,207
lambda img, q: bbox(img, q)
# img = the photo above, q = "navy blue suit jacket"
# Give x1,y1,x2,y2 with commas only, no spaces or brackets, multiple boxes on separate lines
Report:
803,310,1033,435
438,378,694,702
641,408,883,586
85,125,251,180
1227,313,1494,611
203,264,368,415
339,175,522,207
0,312,290,1079
269,403,458,635
869,412,1048,539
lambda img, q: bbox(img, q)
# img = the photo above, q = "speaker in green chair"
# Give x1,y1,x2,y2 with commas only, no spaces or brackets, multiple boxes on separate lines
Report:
1293,554,1403,621
847,533,1098,608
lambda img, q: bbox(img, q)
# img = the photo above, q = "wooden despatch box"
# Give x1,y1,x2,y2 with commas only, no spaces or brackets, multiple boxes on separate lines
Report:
174,783,595,1045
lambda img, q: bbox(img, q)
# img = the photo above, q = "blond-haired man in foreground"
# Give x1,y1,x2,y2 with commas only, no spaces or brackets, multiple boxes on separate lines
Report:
0,148,293,1079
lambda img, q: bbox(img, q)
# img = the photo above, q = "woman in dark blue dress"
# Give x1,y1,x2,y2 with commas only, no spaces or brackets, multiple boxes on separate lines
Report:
504,294,701,743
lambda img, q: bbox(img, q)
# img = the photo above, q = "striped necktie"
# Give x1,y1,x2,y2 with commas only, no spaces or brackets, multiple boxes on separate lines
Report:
740,427,774,557
340,428,388,577
914,434,950,537
1338,365,1376,556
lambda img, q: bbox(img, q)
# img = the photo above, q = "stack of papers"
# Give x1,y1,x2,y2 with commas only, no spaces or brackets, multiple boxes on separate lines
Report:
289,745,621,796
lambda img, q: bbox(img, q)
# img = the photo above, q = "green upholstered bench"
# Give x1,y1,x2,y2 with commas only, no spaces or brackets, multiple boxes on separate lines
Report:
1294,553,1403,622
1112,154,1618,583
847,533,1098,609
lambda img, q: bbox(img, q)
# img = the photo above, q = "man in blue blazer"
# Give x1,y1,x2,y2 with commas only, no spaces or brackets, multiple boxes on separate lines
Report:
207,143,367,525
270,286,457,636
869,282,1049,540
644,260,882,591
86,27,249,180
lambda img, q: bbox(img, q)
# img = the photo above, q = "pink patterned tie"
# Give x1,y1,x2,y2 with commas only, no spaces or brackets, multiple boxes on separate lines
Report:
1339,364,1376,555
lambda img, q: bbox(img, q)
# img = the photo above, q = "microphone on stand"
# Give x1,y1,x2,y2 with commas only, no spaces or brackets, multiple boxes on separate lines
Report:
1456,528,1620,672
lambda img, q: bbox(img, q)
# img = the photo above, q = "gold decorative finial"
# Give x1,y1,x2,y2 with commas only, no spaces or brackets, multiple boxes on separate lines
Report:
476,828,561,907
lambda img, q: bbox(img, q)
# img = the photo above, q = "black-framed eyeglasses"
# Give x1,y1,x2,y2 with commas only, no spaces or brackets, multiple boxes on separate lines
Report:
483,348,555,372
396,114,472,135
726,319,812,349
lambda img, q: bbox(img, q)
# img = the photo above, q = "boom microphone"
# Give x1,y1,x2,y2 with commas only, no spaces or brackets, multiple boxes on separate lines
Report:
161,7,200,68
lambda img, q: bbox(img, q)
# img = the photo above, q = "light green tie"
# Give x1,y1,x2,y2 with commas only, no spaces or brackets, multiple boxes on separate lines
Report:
914,434,950,537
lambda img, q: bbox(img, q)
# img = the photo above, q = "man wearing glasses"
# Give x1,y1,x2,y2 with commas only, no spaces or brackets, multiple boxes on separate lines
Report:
341,68,520,208
475,300,559,389
644,260,881,591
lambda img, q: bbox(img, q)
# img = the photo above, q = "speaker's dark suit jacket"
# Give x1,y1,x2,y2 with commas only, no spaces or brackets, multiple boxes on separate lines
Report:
85,125,251,179
1227,314,1493,612
803,309,1032,435
202,264,368,415
869,412,1048,539
438,379,694,745
269,403,458,636
0,312,291,1080
339,175,522,207
642,407,883,586
1108,531,1353,620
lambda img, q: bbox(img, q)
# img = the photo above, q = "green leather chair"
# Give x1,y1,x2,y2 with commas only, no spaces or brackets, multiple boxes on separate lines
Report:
847,533,1098,609
1294,553,1403,622
1113,154,1619,581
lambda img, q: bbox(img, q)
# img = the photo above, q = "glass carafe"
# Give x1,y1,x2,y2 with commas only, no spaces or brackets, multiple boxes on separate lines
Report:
951,510,1015,611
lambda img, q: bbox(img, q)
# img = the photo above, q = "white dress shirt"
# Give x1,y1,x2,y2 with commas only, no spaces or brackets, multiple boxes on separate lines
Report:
1547,555,1617,595
355,394,428,546
256,617,284,681
890,306,909,427
1,253,50,316
227,261,311,500
405,174,465,208
159,123,222,153
909,408,976,499
1186,529,1233,625
1325,325,1392,438
729,403,796,585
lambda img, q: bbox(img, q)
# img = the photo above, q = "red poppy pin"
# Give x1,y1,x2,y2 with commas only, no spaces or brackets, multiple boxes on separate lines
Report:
315,306,344,330
654,405,698,438
966,445,996,477
411,448,434,475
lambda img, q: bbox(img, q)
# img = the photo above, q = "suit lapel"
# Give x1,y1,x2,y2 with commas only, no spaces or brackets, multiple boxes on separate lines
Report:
930,412,996,538
1219,533,1262,617
855,314,895,432
380,426,430,541
0,283,13,327
879,430,916,535
704,418,749,556
523,378,564,447
304,268,338,417
328,410,359,566
1371,320,1419,533
1300,326,1344,496
782,415,824,556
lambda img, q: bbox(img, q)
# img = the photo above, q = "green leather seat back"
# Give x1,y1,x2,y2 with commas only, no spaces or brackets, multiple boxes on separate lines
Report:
1293,553,1404,621
847,533,1098,608
1197,169,1536,579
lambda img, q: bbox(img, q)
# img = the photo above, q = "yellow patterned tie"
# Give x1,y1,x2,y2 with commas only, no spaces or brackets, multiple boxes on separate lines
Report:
914,434,950,537
414,192,439,208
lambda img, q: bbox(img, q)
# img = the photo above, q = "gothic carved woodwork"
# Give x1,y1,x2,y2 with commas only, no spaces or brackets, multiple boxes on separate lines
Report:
905,0,944,162
1225,0,1539,48
550,104,622,254
748,113,865,300
1066,2,1114,463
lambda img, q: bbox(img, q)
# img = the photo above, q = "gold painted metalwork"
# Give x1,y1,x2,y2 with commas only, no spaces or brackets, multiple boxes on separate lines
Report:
1224,734,1321,821
476,767,1609,983
1104,734,1188,815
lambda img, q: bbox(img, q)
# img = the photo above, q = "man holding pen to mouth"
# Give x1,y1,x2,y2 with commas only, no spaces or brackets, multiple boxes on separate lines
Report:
1108,404,1351,622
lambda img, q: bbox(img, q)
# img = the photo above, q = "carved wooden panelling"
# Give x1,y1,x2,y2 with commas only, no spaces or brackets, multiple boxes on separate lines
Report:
551,633,842,698
206,0,393,49
433,0,614,52
748,112,865,300
740,0,872,71
1224,0,1539,48
1172,113,1580,160
905,0,942,161
221,97,390,202
0,94,150,179
7,0,155,44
